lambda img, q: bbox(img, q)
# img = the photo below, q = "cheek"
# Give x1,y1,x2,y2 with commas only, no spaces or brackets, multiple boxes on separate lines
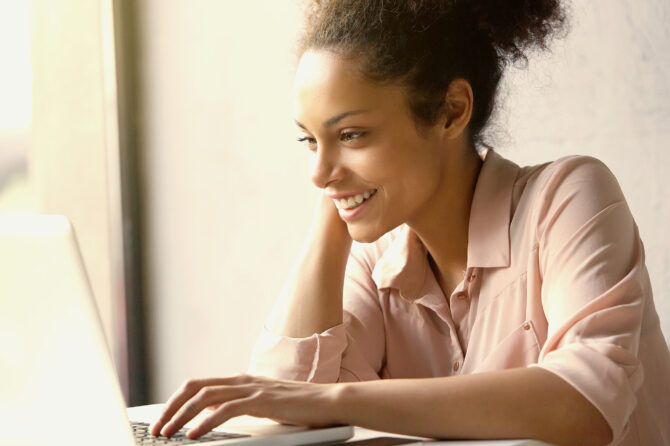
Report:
371,146,441,218
390,162,442,218
375,138,442,199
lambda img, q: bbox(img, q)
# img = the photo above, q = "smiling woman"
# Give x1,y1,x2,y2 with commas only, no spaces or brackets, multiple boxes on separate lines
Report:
292,51,479,245
150,1,670,445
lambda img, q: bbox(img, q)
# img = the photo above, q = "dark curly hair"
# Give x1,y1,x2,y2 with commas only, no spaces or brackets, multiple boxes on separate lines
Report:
300,0,567,147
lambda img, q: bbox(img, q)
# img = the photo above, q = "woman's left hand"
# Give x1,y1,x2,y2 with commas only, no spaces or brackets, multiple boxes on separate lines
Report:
149,374,341,439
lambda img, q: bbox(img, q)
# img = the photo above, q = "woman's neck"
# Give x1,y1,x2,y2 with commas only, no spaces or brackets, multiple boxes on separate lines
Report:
408,142,482,297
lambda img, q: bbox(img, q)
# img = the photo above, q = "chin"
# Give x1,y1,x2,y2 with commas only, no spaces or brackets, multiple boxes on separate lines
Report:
347,222,391,244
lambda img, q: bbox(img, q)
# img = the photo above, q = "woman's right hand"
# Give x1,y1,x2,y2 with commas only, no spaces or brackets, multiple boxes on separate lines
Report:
309,190,352,248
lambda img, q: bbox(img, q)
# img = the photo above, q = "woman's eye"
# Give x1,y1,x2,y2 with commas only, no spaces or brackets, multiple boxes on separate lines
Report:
340,131,366,143
297,136,317,149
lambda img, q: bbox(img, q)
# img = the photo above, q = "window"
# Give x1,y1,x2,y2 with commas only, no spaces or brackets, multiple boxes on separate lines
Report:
0,2,35,213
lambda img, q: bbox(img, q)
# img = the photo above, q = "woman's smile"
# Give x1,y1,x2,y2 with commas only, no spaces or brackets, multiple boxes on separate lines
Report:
330,189,378,221
330,188,377,210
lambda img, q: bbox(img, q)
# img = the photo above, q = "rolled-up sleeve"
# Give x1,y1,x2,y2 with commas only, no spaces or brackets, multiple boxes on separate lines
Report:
247,243,386,383
531,157,646,443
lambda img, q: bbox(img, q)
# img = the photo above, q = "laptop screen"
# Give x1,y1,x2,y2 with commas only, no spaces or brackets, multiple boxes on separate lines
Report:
0,215,135,446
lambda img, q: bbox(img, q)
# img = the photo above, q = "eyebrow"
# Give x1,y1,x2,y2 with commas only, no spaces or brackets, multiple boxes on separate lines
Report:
295,109,369,130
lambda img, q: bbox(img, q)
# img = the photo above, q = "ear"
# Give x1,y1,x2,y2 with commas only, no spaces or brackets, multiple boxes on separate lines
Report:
442,78,473,139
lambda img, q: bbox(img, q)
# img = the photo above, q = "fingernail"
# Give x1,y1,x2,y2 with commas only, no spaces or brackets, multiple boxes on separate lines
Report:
187,429,200,440
160,423,172,437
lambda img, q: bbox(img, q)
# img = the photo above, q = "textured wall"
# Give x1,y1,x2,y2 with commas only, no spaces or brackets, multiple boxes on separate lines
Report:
138,0,670,402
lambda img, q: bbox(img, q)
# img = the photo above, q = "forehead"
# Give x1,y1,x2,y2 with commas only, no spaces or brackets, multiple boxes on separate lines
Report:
293,50,408,126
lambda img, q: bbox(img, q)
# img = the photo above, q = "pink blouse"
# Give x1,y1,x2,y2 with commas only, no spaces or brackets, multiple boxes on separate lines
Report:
248,150,670,445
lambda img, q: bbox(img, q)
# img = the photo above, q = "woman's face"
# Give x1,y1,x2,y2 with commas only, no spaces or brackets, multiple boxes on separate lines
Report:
293,50,450,242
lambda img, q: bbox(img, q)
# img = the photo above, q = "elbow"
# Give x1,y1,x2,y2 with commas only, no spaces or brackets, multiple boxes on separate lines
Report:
575,398,613,446
542,380,613,446
555,401,613,446
581,422,613,446
547,415,612,446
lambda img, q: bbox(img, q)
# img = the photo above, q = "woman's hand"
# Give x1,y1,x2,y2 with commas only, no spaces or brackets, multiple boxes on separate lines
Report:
310,189,351,245
149,374,341,439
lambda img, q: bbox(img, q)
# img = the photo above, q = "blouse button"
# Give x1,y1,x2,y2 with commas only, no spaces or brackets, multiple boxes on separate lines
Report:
523,322,531,331
453,362,460,372
457,293,467,300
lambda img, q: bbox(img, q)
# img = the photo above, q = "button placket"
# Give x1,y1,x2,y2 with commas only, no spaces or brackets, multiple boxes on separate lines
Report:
465,268,478,290
455,268,480,356
454,267,479,307
451,268,475,312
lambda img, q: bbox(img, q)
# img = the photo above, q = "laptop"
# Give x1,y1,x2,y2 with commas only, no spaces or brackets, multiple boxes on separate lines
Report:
0,214,354,446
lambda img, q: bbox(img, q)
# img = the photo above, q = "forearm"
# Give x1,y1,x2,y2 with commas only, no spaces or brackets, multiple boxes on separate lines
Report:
265,196,352,338
333,367,612,446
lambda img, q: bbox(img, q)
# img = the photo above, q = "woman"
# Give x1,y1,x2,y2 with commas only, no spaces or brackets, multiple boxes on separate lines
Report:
150,1,670,445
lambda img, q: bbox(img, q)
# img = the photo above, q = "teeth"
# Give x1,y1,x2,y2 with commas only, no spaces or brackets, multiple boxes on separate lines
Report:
335,189,376,210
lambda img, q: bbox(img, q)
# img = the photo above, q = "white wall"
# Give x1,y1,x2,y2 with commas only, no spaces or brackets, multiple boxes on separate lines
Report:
138,0,670,402
137,0,311,401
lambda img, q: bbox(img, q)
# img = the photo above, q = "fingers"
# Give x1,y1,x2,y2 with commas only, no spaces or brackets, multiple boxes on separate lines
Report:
187,395,259,439
160,386,229,437
150,375,252,437
150,378,218,436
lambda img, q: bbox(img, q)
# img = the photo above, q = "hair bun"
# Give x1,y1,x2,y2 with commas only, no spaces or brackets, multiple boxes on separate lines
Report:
468,0,567,63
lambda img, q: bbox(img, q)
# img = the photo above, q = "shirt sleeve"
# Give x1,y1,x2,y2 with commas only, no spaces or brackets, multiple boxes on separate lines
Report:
530,156,646,443
247,243,386,383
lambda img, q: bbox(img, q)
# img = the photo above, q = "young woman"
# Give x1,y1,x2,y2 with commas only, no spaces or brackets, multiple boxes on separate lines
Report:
150,1,670,445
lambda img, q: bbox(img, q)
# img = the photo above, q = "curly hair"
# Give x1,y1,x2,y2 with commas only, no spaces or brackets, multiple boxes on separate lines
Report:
300,0,567,147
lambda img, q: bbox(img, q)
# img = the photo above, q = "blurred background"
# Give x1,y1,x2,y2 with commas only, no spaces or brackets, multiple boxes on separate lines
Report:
1,0,668,406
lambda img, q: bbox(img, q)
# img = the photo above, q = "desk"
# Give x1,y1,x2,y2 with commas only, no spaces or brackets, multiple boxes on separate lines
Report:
343,428,552,445
128,405,554,446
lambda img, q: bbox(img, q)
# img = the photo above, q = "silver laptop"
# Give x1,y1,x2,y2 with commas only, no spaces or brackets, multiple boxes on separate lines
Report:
0,214,354,446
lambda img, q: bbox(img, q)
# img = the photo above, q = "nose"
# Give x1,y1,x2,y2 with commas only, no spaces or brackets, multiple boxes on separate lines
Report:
310,144,342,189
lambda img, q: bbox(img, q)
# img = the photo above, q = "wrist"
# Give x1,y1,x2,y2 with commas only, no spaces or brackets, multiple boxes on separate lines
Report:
311,193,352,243
307,222,352,269
329,382,356,426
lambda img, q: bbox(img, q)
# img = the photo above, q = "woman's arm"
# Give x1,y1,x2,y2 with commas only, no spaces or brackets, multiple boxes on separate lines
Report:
150,367,611,446
248,192,387,383
334,366,612,446
265,192,352,338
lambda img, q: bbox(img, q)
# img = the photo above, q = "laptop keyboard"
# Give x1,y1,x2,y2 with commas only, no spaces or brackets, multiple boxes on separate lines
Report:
132,421,250,445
